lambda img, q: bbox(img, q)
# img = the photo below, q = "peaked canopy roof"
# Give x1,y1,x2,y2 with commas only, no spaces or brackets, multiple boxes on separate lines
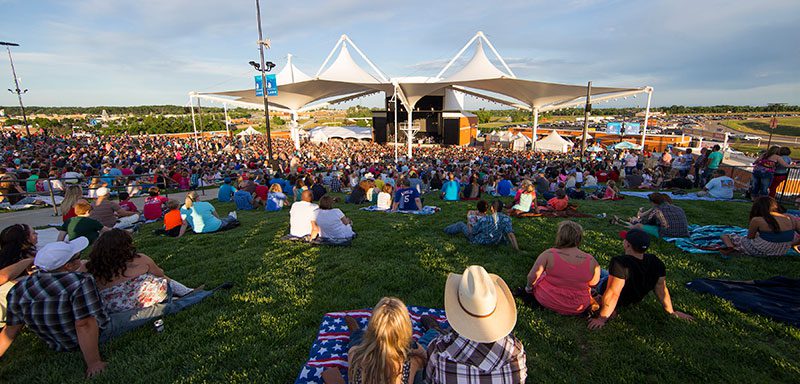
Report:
195,32,650,115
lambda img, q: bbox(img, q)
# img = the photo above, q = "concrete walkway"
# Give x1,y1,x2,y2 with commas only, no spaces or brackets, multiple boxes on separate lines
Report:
0,188,220,229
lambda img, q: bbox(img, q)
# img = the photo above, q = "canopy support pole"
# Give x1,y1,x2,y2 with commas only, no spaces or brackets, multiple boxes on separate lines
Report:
478,31,516,78
189,94,199,149
291,110,300,150
223,102,230,138
343,35,389,82
407,110,413,159
640,88,653,150
394,86,399,164
532,107,539,151
435,33,481,79
580,81,592,155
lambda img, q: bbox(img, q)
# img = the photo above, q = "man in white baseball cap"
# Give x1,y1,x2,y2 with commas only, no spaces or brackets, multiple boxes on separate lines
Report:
90,186,139,230
420,265,527,383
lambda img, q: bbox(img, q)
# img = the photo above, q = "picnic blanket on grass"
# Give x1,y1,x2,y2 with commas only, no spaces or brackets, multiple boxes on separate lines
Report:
620,191,745,202
35,228,60,248
281,234,354,246
663,225,748,254
518,205,593,218
0,195,65,210
663,225,800,256
360,205,440,215
295,306,448,384
686,276,800,328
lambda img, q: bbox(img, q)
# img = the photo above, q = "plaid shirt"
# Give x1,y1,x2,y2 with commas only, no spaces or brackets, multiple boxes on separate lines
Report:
5,272,109,352
330,177,342,193
426,330,527,384
644,203,689,238
470,214,514,246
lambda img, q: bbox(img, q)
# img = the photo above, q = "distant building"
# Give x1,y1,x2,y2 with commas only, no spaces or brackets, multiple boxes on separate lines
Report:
635,111,666,118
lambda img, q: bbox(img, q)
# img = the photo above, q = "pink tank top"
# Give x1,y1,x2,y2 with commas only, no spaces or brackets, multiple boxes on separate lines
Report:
533,249,594,315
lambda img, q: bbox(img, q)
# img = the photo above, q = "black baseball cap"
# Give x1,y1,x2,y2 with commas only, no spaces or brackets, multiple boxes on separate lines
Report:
620,229,650,251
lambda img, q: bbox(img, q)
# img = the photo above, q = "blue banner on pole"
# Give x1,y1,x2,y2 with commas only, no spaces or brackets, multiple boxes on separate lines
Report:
623,122,641,135
606,122,622,135
255,74,278,97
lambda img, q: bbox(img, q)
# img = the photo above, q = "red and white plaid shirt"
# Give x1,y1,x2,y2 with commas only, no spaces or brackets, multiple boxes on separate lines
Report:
426,330,527,384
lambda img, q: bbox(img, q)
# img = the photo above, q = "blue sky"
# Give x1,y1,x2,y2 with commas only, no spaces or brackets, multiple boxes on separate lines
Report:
0,0,798,108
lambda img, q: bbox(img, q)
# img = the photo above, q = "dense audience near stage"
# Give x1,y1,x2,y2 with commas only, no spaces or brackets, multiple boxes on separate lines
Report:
0,131,797,380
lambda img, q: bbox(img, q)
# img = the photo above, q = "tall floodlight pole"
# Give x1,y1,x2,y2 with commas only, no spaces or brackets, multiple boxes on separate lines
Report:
1,41,31,139
580,81,592,155
254,0,274,165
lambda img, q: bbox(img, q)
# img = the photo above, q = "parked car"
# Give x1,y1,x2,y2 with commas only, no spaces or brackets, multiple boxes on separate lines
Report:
743,135,762,141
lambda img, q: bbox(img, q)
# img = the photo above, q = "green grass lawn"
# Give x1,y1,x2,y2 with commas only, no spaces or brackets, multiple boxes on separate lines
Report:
722,117,800,137
731,143,800,158
2,195,800,383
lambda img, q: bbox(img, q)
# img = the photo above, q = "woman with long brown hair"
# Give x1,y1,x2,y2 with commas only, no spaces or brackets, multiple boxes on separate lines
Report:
751,146,791,199
722,196,800,256
87,229,196,313
322,297,426,384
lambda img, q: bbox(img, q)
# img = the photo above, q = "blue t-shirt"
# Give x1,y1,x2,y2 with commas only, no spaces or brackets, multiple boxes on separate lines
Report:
497,179,514,196
266,192,287,211
394,187,420,211
233,190,254,210
442,180,460,201
181,201,221,233
218,184,236,202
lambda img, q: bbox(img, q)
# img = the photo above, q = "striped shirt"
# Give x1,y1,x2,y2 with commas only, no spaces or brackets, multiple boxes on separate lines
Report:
426,330,527,384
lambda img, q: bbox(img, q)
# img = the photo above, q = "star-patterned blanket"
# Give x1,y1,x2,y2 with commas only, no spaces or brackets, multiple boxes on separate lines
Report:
295,306,448,383
359,205,440,215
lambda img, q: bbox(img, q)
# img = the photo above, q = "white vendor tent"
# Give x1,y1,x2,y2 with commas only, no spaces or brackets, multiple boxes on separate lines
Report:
236,126,262,136
535,131,574,153
308,126,373,143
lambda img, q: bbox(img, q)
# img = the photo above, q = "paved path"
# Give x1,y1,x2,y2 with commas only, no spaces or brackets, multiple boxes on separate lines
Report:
0,188,220,229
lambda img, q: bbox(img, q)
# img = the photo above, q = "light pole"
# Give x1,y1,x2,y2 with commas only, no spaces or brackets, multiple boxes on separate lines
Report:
0,41,31,139
253,0,274,166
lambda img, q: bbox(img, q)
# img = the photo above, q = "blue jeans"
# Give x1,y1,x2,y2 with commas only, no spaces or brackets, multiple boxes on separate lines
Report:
444,222,470,237
596,269,610,295
99,289,213,342
751,171,773,198
417,322,452,349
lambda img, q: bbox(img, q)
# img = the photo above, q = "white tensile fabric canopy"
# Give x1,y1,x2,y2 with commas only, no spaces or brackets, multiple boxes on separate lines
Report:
308,126,373,143
535,131,574,153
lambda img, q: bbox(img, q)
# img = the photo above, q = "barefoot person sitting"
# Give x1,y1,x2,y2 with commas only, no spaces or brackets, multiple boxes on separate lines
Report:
588,229,694,329
612,192,689,238
444,200,519,251
721,196,800,256
321,297,426,384
178,191,239,237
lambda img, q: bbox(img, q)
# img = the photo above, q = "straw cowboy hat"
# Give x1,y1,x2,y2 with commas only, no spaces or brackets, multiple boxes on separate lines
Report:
444,265,517,343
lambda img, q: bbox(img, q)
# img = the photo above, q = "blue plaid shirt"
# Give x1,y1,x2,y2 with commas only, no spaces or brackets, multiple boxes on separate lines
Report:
5,271,109,352
469,214,514,245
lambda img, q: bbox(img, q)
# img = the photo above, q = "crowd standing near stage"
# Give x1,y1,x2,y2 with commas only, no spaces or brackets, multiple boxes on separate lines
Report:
0,130,798,380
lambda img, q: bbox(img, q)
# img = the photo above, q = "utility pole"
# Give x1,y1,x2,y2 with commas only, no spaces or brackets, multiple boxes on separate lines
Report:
1,41,32,139
254,0,274,166
580,81,592,155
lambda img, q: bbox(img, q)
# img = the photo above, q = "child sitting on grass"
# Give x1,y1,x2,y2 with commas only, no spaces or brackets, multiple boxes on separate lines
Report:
117,192,138,214
543,189,570,211
154,199,183,237
143,187,168,221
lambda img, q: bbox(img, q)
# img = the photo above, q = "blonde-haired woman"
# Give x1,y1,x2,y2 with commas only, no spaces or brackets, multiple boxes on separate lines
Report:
524,220,601,315
60,185,84,222
322,297,426,384
265,183,288,212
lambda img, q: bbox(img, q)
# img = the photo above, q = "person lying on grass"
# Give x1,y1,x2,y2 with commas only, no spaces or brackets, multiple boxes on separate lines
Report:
0,237,228,379
178,191,239,237
310,195,355,241
521,220,601,315
540,189,569,212
392,179,422,212
444,200,519,251
588,229,694,330
611,192,689,238
321,297,427,384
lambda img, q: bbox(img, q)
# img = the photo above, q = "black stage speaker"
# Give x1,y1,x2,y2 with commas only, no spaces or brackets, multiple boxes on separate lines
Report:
442,118,460,145
372,112,387,143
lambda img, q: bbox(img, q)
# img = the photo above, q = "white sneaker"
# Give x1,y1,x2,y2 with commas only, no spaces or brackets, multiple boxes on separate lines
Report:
229,211,238,220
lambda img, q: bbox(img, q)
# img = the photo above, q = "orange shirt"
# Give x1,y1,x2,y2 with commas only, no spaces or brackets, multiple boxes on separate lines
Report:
164,209,183,230
547,196,569,211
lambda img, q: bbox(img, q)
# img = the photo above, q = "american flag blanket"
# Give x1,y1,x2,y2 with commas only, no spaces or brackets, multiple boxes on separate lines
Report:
359,205,440,215
295,306,448,383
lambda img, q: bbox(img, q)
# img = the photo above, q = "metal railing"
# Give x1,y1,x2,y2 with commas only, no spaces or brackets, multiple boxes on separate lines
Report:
716,164,800,207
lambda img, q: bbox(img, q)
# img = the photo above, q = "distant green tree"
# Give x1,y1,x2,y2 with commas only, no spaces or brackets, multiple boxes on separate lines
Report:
272,115,286,126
